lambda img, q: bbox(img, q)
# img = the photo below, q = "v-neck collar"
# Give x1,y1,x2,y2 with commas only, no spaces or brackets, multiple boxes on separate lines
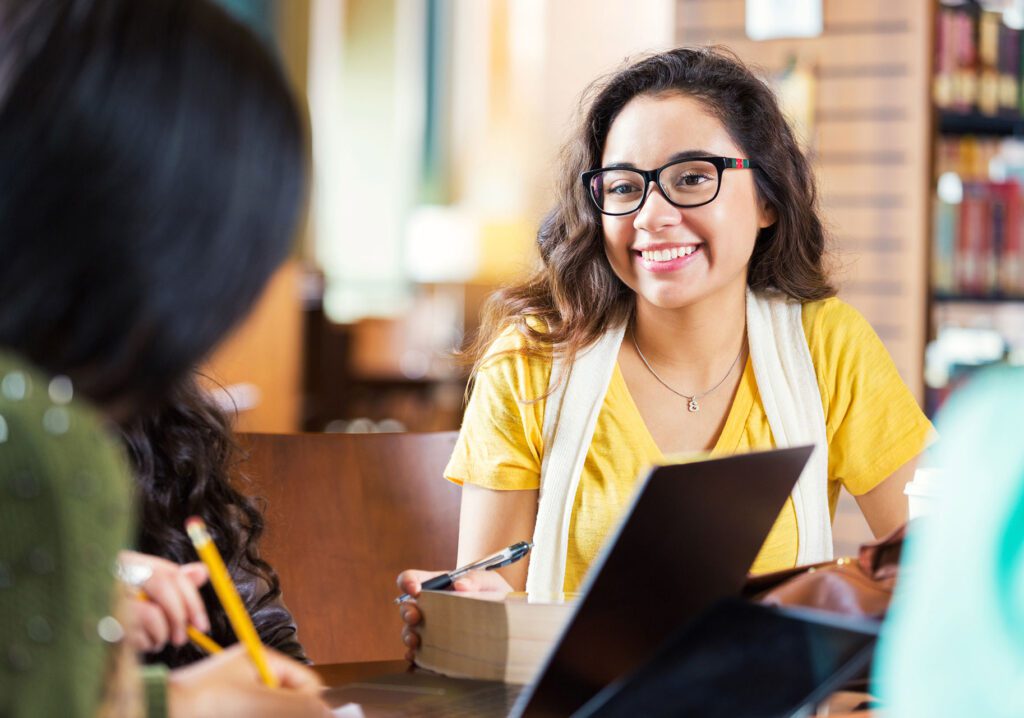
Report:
611,354,756,462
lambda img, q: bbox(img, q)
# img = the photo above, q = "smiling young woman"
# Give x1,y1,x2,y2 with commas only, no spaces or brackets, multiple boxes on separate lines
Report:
397,47,933,649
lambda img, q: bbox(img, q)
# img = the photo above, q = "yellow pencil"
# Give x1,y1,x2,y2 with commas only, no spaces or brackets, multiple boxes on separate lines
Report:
185,516,278,687
185,625,223,655
135,590,223,655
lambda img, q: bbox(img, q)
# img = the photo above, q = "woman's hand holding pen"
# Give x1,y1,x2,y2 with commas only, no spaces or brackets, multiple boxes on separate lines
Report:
167,644,330,718
395,569,513,661
397,541,532,660
118,549,211,652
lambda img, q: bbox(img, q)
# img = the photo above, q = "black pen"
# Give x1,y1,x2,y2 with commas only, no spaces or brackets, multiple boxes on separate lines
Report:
395,540,533,604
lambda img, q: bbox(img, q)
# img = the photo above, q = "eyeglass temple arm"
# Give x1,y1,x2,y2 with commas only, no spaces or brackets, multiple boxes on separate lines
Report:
725,158,755,169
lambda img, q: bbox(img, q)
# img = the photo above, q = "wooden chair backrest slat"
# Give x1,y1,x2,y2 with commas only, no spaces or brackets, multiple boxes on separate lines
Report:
238,431,461,664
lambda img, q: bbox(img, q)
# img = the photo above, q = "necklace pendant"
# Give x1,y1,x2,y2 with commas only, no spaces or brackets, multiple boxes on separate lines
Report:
688,398,700,413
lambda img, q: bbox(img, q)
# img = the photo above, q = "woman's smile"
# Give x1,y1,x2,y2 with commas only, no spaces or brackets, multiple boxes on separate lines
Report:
633,243,704,273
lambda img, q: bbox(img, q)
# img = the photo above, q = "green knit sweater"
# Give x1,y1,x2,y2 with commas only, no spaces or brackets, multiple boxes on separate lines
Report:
0,351,166,717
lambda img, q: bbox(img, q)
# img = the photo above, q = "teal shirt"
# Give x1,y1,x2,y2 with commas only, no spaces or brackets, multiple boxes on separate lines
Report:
0,352,138,717
876,367,1024,716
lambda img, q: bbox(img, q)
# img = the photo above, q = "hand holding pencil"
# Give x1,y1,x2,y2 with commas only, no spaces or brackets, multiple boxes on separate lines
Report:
118,550,213,653
134,591,223,655
121,522,329,715
161,517,330,716
166,644,330,718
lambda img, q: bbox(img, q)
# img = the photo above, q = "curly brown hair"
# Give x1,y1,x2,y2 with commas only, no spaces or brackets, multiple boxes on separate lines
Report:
121,374,285,667
466,46,834,377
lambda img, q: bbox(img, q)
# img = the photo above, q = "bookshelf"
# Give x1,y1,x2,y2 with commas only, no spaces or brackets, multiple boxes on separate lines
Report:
938,110,1024,136
929,0,1024,414
934,293,1024,302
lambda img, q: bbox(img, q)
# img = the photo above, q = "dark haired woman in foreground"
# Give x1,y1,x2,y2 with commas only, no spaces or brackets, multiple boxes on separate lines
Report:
399,46,932,650
120,374,307,666
0,0,326,715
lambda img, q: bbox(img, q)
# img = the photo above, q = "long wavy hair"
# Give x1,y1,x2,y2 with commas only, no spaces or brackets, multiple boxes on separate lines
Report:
121,374,280,667
466,46,834,377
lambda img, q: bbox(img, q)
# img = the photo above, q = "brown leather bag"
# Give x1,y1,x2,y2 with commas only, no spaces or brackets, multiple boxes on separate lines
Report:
741,524,906,619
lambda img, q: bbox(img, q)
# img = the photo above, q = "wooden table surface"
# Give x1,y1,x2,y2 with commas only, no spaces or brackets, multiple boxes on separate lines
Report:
313,662,878,716
314,660,411,687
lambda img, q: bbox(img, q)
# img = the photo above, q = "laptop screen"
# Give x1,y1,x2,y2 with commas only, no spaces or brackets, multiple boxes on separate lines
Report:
573,599,878,718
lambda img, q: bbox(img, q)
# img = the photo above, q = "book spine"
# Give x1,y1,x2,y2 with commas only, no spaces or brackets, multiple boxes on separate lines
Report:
935,8,954,109
999,24,1021,113
988,182,1005,295
978,10,1000,116
958,182,990,295
933,196,958,295
953,5,979,113
1001,182,1023,296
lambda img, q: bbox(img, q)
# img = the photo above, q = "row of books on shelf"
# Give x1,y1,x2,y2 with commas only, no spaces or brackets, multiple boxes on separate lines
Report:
935,2,1024,116
933,179,1024,297
935,134,1007,182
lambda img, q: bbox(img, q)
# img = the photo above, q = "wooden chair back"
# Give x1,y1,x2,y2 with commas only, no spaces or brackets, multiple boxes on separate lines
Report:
237,431,461,664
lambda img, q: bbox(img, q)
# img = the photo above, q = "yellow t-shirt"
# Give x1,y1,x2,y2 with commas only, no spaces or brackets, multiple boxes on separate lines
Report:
445,297,933,593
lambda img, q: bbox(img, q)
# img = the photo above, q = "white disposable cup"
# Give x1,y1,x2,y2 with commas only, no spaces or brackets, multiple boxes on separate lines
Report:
904,468,943,520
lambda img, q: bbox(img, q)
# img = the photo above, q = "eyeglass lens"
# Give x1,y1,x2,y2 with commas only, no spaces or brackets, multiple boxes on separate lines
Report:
589,159,719,214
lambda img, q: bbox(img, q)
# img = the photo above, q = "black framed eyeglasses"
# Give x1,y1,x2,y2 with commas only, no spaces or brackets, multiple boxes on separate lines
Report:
581,156,759,216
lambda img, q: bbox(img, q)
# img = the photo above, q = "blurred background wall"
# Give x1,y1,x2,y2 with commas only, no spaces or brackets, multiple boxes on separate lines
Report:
202,0,1024,445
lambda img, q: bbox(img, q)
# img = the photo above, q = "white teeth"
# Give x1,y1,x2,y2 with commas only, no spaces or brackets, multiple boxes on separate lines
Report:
640,246,697,262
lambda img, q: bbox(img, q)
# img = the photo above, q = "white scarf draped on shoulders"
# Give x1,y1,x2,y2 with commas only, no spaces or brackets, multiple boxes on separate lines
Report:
525,288,832,600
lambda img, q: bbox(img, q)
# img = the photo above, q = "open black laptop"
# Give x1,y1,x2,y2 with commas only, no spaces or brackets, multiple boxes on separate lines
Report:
324,445,813,717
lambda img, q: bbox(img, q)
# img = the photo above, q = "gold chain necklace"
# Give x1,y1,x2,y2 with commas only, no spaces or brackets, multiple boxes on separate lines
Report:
630,329,743,413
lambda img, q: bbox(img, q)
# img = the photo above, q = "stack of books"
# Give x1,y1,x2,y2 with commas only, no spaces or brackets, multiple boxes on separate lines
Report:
414,591,576,684
932,135,1024,298
934,179,1024,297
935,2,1022,117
